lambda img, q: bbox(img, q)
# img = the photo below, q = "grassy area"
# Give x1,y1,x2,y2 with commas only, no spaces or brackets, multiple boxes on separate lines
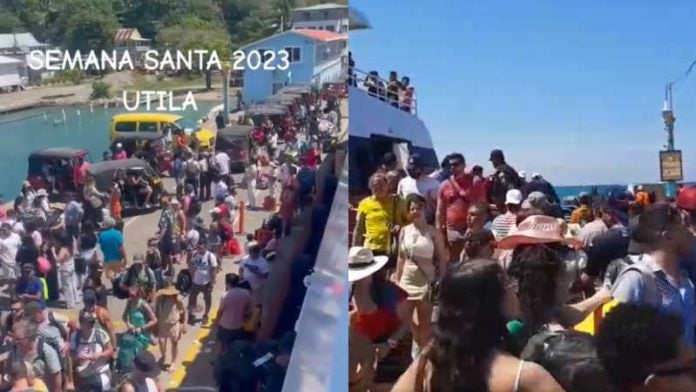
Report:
121,73,209,92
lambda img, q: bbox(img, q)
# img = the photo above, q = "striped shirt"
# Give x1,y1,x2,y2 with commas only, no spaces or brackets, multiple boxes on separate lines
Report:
491,212,518,240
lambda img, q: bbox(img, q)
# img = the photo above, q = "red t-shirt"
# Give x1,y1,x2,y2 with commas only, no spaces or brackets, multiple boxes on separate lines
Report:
351,281,407,342
438,174,480,232
217,203,231,219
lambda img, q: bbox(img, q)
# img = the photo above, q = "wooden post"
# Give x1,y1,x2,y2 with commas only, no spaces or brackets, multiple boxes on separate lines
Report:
238,201,245,234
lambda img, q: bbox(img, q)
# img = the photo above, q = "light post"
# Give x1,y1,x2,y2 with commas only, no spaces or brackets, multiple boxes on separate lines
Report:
662,84,677,198
222,61,231,125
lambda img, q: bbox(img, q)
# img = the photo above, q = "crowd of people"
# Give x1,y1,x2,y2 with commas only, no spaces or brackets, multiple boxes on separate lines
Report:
349,147,696,392
348,52,416,114
0,84,342,391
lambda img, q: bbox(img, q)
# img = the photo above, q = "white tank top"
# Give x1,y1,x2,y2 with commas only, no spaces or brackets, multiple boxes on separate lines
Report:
134,378,158,392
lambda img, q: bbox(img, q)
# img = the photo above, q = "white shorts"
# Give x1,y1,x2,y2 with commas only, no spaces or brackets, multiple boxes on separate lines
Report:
1,262,18,280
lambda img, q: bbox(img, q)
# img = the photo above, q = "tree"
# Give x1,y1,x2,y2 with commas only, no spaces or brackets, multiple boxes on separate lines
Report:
157,20,231,90
63,8,119,53
0,10,24,33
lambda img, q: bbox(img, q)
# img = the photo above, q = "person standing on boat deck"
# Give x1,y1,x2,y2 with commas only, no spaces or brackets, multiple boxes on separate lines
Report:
397,153,440,224
386,71,403,108
436,153,482,261
488,149,522,211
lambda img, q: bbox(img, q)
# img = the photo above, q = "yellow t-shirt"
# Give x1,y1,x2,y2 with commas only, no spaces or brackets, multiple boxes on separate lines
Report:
357,195,404,252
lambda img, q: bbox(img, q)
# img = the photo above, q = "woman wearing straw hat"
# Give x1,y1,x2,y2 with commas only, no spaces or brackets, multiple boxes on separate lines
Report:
154,275,186,371
348,246,408,392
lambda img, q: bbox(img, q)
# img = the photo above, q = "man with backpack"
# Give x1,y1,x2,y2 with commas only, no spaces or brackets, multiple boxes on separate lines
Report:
9,320,63,392
183,153,201,198
69,309,114,391
612,204,696,346
24,300,73,390
118,254,157,302
82,289,117,354
188,238,218,325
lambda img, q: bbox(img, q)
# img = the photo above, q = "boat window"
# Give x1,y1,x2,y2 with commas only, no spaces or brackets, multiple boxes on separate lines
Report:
138,122,159,133
115,121,136,133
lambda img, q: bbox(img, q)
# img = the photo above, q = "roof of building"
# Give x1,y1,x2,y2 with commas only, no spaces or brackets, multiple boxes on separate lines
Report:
0,33,48,49
239,29,346,51
293,29,346,42
293,3,348,12
114,28,150,43
0,55,22,65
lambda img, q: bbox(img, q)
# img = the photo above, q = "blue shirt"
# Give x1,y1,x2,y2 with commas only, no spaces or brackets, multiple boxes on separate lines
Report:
98,228,123,263
16,277,45,309
613,254,696,346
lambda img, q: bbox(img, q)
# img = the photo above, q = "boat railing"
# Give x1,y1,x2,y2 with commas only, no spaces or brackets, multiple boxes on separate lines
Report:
348,66,418,116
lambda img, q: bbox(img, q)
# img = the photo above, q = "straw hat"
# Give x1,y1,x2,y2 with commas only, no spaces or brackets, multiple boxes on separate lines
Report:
158,275,178,296
348,247,389,282
497,215,582,250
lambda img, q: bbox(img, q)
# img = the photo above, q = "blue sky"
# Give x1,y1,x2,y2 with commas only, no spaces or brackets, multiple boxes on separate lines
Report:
349,1,696,186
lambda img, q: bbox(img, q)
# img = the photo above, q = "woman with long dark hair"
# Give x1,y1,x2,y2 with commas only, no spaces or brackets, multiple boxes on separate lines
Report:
51,230,79,309
395,193,447,357
392,259,563,392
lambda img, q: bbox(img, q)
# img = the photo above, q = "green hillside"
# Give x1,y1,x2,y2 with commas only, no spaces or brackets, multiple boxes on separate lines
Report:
0,0,348,53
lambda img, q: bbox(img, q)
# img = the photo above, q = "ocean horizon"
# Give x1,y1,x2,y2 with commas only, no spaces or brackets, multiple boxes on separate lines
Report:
555,183,694,200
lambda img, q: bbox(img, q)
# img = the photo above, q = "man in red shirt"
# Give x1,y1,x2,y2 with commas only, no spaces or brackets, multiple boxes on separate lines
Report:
72,157,89,191
436,153,485,260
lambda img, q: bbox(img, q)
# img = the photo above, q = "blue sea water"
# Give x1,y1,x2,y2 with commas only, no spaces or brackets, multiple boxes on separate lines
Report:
0,103,212,200
555,185,628,200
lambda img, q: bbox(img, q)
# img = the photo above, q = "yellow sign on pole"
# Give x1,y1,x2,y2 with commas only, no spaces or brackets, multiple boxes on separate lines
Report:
660,150,683,182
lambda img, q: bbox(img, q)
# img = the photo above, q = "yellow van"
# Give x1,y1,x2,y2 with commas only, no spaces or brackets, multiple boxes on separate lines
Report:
109,113,216,150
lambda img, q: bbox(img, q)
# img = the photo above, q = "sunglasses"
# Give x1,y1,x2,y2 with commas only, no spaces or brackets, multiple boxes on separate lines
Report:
449,161,464,167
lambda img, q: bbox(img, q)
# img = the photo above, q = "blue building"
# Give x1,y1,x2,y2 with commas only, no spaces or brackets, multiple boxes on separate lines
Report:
239,29,347,102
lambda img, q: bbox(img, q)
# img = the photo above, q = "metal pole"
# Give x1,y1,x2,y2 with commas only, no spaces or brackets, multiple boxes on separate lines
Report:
664,84,677,198
223,68,230,125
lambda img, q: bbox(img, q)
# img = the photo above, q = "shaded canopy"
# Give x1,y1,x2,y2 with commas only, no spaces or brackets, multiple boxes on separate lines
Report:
87,159,157,191
29,147,88,160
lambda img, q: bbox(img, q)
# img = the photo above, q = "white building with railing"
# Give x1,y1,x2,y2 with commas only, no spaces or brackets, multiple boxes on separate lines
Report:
291,3,349,33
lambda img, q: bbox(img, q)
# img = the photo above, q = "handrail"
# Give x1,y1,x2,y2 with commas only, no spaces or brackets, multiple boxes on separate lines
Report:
348,66,418,116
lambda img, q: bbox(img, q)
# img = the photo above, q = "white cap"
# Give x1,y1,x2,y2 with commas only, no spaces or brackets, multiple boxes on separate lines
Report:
116,143,123,148
505,189,523,205
518,170,526,178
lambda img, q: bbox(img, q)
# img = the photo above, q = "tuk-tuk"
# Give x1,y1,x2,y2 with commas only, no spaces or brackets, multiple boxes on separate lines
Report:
87,159,163,215
110,132,172,175
216,125,254,173
27,147,90,201
246,104,289,127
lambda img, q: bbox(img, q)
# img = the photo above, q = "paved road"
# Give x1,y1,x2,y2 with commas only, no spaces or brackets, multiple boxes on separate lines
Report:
48,174,270,391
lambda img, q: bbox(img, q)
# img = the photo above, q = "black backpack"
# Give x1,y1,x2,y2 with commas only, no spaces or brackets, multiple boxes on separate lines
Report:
175,269,192,294
188,195,202,217
112,272,130,299
522,330,615,392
